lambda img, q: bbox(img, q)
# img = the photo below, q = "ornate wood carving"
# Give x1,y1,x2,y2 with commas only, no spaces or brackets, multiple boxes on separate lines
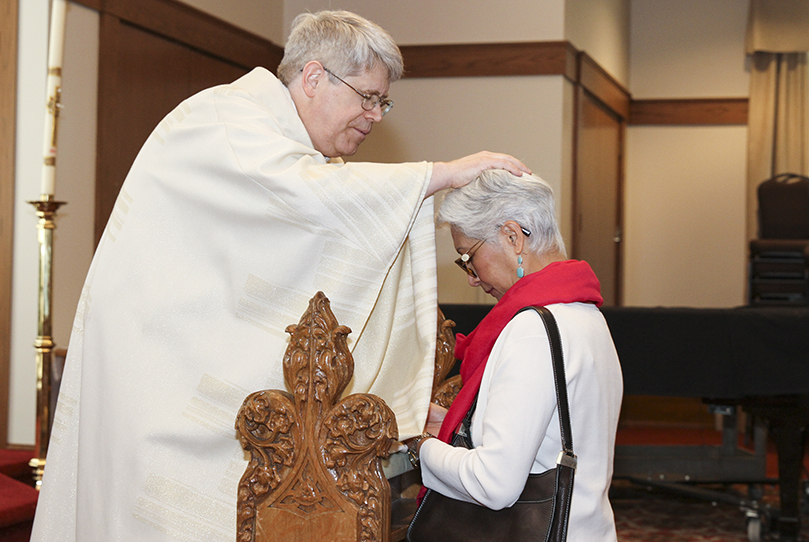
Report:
432,308,462,409
432,375,463,410
236,292,399,542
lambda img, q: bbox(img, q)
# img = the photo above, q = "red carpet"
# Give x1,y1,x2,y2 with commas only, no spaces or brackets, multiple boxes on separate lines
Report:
0,449,37,480
0,450,37,542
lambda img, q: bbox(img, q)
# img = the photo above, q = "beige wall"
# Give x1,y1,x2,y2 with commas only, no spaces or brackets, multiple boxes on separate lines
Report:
350,76,573,305
10,0,48,448
624,126,748,307
282,0,630,92
624,0,750,307
566,0,630,85
284,0,565,45
629,0,750,97
179,0,285,44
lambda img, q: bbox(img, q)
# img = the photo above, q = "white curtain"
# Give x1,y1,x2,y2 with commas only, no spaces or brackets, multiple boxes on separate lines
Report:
745,0,809,239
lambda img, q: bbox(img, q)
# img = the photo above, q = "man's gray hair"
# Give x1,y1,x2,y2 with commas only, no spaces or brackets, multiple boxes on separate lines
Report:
437,169,567,258
277,11,404,86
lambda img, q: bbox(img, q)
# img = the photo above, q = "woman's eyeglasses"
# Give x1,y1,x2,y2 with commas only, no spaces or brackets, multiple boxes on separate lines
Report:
453,226,531,278
454,239,485,278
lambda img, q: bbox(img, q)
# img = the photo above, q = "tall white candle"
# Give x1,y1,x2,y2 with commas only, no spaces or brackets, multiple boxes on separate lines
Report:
40,0,68,197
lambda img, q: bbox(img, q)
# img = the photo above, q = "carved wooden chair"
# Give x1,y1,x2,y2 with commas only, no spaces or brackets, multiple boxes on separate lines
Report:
431,308,461,409
235,292,399,542
235,295,461,542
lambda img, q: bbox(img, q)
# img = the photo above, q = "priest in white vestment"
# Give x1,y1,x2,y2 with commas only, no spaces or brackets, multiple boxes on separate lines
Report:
30,10,530,542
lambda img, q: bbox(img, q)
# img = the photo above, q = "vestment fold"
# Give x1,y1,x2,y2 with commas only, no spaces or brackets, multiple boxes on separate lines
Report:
31,67,437,542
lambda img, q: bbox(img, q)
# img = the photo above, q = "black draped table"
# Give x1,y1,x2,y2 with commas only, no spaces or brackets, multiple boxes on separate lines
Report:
440,304,809,541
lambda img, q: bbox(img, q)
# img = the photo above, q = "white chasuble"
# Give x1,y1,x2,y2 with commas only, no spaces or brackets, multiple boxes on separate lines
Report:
31,67,437,542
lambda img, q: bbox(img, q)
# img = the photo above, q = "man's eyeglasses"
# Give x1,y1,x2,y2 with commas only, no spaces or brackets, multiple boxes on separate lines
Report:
455,239,485,278
323,67,394,116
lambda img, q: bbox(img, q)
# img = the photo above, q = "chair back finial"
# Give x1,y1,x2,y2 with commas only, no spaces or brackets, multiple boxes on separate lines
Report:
236,291,398,542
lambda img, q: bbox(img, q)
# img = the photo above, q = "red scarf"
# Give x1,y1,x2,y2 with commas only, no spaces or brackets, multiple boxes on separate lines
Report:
437,259,603,444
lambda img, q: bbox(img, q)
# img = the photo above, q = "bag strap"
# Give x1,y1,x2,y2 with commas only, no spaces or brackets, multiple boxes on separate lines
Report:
453,305,575,464
517,306,575,462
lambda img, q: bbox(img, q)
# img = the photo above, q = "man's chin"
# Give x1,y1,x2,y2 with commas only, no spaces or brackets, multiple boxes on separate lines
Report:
339,144,361,157
319,139,362,158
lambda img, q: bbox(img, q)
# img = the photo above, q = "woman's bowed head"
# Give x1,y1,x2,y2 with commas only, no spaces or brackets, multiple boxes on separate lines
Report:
438,169,568,300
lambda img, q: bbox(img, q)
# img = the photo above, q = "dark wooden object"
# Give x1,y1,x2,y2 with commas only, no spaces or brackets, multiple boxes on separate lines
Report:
235,292,399,542
431,308,461,409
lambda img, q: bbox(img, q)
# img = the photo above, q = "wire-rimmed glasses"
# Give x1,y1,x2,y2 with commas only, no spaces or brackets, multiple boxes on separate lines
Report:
323,67,394,116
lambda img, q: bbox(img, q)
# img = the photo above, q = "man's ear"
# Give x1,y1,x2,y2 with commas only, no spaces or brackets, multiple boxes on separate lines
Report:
300,61,325,98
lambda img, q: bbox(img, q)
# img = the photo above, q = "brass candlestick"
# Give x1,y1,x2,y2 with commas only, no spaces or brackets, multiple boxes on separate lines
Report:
27,194,65,489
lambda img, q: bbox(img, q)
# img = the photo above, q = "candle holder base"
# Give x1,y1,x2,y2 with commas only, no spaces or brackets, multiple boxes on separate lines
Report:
27,194,66,214
29,457,45,490
27,194,66,489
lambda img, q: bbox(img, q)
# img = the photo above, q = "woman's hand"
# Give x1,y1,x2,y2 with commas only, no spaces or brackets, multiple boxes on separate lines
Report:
425,402,448,435
427,152,532,197
391,403,447,461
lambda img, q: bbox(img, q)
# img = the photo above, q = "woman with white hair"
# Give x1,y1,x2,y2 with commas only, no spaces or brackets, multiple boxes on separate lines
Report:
408,169,623,541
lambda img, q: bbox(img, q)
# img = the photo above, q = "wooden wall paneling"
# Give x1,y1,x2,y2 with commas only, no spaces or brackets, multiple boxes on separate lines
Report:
93,0,280,244
72,0,282,71
95,13,123,244
94,18,249,243
0,0,17,448
630,98,749,125
578,52,631,121
573,87,624,307
400,41,577,80
76,0,101,10
188,48,249,97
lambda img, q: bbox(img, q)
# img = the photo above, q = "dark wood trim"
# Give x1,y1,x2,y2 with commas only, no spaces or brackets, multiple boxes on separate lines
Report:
72,0,283,70
0,0,17,448
84,0,282,243
616,118,626,306
94,12,122,241
400,41,578,81
578,52,631,121
630,98,749,125
75,0,102,10
400,42,746,127
400,42,632,122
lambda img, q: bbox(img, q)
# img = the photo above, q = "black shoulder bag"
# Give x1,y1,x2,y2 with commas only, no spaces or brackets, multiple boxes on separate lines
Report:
407,306,575,542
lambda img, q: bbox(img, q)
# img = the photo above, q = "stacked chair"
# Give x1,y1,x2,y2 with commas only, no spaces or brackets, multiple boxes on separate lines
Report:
748,173,809,305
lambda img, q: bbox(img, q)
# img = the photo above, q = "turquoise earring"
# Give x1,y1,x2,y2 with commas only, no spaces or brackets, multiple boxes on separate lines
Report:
517,255,524,278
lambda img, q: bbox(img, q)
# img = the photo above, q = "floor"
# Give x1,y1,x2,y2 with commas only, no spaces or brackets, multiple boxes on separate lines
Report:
612,422,809,541
612,480,807,541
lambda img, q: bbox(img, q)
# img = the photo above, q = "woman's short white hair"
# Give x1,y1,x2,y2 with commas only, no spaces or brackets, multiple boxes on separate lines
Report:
277,11,404,85
437,169,567,258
